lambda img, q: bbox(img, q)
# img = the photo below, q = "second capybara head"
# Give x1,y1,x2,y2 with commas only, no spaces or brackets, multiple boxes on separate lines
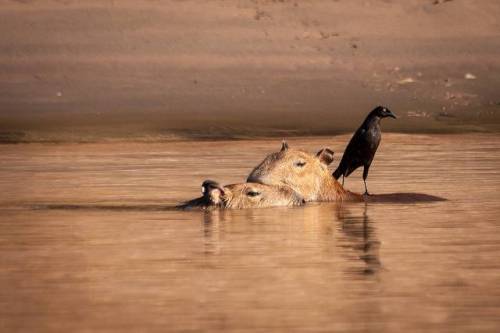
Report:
179,178,305,210
221,182,305,209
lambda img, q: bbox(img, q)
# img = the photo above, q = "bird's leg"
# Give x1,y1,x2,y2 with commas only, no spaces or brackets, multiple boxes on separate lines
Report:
363,179,369,196
363,165,370,196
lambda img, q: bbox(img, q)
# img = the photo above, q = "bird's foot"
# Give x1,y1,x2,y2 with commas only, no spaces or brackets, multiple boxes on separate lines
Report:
364,191,371,196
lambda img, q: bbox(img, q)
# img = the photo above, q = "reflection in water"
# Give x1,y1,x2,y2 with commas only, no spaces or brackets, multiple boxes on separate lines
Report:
337,203,381,276
202,210,224,256
202,202,382,277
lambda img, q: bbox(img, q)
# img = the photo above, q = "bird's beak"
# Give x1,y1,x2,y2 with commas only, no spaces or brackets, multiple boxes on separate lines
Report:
387,111,397,119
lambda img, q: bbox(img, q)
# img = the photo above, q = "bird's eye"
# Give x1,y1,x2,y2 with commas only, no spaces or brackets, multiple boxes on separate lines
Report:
246,190,261,197
294,161,306,168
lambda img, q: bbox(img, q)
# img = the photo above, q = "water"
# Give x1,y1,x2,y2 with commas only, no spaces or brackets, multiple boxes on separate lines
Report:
1,134,500,332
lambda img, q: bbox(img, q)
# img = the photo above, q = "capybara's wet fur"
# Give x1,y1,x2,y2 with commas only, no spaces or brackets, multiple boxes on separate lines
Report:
247,143,362,202
178,181,305,210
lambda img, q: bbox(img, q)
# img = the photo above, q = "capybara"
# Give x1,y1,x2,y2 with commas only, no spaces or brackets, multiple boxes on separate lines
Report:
178,179,305,210
247,142,362,202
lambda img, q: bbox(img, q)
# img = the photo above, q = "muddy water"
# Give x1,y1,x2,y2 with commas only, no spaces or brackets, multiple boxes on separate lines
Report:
1,134,500,332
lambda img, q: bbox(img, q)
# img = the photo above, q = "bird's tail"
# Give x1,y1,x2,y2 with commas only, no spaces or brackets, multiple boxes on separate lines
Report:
333,166,343,180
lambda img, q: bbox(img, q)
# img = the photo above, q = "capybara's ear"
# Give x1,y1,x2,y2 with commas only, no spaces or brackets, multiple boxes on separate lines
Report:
316,148,334,165
281,140,289,152
209,186,226,205
201,180,222,195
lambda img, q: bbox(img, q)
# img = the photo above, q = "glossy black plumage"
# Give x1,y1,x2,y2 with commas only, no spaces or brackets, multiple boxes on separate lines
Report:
333,106,396,195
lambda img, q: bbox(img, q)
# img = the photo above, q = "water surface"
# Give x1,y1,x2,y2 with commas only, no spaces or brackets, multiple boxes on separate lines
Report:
1,134,500,332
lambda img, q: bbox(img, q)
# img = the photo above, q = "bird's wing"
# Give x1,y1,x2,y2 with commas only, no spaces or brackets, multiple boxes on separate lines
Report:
341,128,367,176
344,128,367,157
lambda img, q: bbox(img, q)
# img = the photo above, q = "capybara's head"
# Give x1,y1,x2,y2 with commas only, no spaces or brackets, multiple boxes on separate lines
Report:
247,142,343,201
179,179,305,210
220,182,304,209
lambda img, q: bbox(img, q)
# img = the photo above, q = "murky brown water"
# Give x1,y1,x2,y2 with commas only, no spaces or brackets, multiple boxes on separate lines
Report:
1,134,500,332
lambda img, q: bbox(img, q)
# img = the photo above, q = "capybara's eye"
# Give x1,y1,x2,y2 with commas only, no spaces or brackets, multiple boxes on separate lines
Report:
294,161,306,168
247,190,261,197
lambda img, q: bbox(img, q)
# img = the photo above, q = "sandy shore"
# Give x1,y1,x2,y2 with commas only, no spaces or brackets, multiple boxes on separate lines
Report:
1,0,500,141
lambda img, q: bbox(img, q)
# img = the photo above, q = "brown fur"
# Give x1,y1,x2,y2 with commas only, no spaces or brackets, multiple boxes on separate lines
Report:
247,143,363,202
178,182,305,210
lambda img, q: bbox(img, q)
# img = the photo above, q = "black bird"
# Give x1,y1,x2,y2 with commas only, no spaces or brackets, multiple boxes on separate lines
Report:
333,106,396,195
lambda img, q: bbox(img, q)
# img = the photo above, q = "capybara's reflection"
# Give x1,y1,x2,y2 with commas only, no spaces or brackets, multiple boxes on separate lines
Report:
201,202,381,276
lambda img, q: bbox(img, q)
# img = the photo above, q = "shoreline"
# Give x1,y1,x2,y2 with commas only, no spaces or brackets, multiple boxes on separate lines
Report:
1,130,498,145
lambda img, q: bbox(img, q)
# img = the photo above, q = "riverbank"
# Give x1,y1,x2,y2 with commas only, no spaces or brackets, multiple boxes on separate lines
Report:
1,0,500,140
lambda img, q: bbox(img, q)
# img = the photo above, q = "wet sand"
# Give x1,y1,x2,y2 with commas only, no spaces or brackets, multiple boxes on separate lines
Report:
1,134,500,332
1,0,500,141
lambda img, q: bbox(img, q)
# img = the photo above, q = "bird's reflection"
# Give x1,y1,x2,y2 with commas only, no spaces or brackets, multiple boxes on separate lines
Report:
336,203,381,276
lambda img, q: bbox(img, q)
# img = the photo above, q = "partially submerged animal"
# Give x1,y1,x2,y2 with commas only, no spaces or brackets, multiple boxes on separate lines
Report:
247,142,362,202
177,179,305,210
247,142,444,204
333,106,396,195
